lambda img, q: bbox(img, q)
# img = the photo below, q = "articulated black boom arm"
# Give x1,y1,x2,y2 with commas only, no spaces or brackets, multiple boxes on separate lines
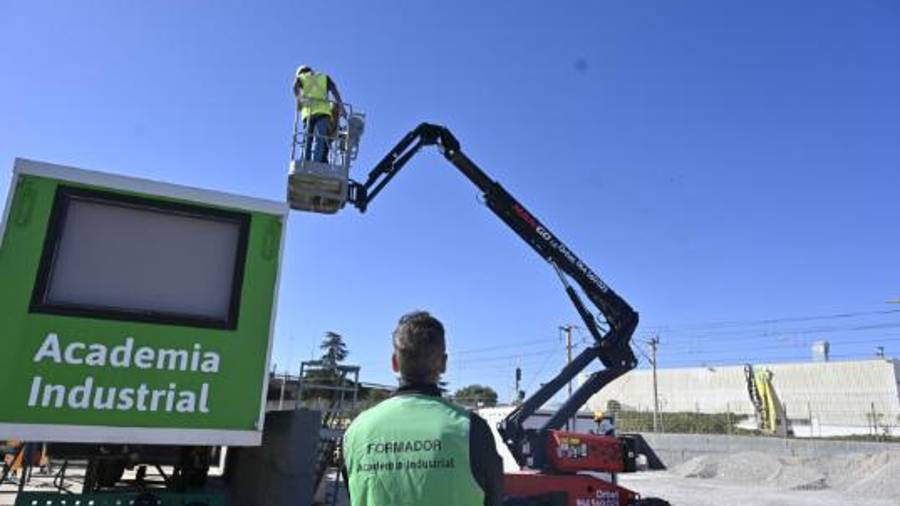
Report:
348,123,638,466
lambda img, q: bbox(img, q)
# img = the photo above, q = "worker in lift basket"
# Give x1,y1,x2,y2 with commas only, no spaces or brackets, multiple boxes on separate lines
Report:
593,410,615,436
343,311,504,506
293,65,345,163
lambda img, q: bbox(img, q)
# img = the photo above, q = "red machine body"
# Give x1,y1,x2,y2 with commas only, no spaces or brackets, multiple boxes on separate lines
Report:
545,431,626,474
505,471,638,506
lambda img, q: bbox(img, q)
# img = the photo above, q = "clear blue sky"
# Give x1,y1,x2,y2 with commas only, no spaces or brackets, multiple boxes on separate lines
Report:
2,1,898,401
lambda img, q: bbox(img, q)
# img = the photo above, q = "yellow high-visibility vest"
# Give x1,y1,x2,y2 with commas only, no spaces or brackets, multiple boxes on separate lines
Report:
299,73,332,120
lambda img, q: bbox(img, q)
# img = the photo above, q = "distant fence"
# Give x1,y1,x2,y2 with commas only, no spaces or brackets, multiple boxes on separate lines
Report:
617,410,748,435
613,407,900,440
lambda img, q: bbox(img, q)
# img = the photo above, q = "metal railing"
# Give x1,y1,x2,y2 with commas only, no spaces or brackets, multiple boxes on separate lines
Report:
290,99,365,173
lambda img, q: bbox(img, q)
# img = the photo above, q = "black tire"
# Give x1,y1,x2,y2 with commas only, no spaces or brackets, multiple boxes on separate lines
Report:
184,463,210,488
95,459,126,487
632,498,671,506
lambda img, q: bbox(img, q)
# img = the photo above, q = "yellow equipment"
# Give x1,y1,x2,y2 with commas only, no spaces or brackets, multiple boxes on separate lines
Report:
744,364,789,435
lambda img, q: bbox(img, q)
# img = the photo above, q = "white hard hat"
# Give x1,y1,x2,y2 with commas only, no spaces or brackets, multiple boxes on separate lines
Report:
295,65,312,78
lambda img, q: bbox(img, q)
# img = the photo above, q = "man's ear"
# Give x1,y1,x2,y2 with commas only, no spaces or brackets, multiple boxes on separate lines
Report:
391,353,400,373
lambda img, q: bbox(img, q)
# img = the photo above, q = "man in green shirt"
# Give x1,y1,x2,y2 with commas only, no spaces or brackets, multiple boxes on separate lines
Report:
344,311,504,506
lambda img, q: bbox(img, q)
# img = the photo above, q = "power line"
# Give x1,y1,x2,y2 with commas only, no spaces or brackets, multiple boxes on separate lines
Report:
669,319,900,339
454,347,559,365
451,333,592,364
451,336,558,355
640,315,898,338
651,351,896,369
522,348,563,394
643,308,900,333
648,321,900,346
650,348,898,367
659,334,900,354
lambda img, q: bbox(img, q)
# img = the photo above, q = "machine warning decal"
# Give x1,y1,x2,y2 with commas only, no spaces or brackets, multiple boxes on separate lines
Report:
576,490,619,506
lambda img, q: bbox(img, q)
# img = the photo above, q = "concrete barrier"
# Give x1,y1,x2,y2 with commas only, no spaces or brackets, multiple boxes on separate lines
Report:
227,409,321,506
638,433,900,467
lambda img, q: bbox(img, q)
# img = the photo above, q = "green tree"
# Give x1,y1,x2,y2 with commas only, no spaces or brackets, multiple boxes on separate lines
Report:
300,332,349,401
320,331,348,366
454,384,498,407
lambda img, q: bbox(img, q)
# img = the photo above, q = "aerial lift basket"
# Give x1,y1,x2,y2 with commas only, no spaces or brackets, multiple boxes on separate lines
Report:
288,100,365,214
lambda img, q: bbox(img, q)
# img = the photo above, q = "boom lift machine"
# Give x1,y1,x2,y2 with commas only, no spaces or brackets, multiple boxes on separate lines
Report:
290,103,667,505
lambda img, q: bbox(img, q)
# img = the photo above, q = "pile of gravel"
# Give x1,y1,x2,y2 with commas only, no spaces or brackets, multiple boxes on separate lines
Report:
674,450,900,498
810,451,900,499
674,451,825,490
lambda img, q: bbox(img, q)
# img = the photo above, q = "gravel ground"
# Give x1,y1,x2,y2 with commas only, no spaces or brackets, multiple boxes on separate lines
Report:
5,462,899,506
620,470,900,506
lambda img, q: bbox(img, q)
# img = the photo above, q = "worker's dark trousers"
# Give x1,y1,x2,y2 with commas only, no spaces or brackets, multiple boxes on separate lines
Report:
303,114,330,163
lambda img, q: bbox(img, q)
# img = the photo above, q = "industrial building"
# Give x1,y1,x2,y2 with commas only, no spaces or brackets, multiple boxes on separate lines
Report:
587,357,900,437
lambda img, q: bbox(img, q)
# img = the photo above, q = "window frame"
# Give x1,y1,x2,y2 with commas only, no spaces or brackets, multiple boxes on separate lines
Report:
29,185,251,330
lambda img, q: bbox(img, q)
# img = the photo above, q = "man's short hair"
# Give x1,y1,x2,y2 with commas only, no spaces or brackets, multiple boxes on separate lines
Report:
392,311,446,383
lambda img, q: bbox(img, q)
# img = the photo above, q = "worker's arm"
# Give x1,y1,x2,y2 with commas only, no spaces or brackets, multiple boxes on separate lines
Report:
469,413,504,506
293,78,303,109
327,77,346,118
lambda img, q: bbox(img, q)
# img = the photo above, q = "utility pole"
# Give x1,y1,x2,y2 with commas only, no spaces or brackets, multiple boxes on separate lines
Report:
560,325,575,431
514,367,522,405
648,335,660,433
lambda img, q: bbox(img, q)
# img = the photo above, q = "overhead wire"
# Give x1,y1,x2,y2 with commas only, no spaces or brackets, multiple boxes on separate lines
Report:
646,321,900,345
642,308,900,333
628,308,900,369
440,308,900,389
451,335,560,355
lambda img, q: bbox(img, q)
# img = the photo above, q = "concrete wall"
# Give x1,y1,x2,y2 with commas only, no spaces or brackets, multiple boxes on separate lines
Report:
588,358,900,436
638,432,900,468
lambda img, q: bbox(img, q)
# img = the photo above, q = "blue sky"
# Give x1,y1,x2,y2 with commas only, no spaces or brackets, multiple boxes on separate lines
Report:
2,1,898,400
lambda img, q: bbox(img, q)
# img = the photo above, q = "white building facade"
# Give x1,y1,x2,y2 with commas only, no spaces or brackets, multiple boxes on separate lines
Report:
587,358,900,437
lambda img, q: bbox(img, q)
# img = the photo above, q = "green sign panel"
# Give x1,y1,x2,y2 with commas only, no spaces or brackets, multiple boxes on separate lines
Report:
0,159,287,446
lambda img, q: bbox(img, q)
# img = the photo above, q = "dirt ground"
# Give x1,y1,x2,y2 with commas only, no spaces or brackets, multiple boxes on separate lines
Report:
619,470,900,506
623,449,900,506
4,464,900,506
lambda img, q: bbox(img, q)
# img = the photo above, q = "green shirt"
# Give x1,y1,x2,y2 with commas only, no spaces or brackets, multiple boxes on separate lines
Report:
344,393,487,506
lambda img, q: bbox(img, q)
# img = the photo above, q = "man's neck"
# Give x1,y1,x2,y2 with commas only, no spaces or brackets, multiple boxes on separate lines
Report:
395,380,442,397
